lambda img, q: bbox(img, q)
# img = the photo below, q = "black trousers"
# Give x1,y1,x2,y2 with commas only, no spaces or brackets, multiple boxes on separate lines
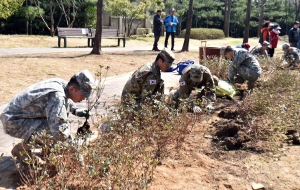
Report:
165,32,175,49
153,35,160,49
268,48,275,57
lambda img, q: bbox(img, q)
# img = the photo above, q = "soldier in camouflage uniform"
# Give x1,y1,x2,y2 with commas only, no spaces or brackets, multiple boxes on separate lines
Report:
250,41,271,58
121,49,175,107
170,64,217,112
220,46,262,93
282,43,300,70
0,70,95,163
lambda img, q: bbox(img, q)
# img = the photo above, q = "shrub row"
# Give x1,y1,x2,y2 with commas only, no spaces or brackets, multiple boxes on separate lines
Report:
179,28,225,40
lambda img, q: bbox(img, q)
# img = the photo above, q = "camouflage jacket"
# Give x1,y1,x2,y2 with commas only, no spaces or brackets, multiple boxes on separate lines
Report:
172,65,216,106
0,78,77,141
121,62,163,104
283,47,300,66
231,49,262,74
250,45,268,57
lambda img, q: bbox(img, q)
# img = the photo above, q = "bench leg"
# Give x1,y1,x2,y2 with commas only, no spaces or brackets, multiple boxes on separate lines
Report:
118,39,120,47
123,39,126,47
64,38,67,48
58,37,61,47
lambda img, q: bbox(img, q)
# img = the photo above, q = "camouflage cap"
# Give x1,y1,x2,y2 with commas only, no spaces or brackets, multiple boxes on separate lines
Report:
189,64,204,82
159,48,175,67
220,46,226,56
282,43,290,51
262,41,271,47
75,70,95,98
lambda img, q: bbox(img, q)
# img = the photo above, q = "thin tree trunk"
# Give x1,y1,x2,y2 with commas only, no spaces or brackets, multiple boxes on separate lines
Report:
296,0,300,21
181,0,193,52
91,0,103,54
243,0,251,43
223,0,232,37
257,0,266,37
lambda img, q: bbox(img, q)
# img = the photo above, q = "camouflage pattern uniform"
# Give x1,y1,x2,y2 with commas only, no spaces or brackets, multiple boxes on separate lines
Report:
171,64,216,108
0,70,94,141
228,48,262,89
121,49,175,105
250,45,268,57
283,47,300,69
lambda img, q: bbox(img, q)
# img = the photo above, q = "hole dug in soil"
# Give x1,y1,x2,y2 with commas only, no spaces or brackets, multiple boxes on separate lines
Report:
214,110,251,150
285,129,300,145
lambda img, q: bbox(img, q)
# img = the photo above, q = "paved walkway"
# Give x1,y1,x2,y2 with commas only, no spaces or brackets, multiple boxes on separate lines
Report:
0,63,181,188
0,45,200,56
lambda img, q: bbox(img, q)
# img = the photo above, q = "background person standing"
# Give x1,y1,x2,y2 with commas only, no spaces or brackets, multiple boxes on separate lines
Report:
152,10,163,51
288,21,300,48
269,25,281,57
164,8,178,51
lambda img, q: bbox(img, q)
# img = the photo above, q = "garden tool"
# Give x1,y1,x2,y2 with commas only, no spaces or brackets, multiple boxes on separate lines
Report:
77,110,92,135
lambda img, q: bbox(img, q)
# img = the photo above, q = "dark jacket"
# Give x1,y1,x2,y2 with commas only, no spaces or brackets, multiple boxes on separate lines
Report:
288,27,300,43
153,14,163,35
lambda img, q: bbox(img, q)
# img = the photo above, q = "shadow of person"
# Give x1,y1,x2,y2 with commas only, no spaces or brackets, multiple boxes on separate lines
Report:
0,156,21,189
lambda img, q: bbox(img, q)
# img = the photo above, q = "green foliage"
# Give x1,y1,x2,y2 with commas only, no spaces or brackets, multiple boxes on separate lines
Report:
193,0,223,28
105,0,164,36
17,6,41,21
180,28,225,40
0,0,25,19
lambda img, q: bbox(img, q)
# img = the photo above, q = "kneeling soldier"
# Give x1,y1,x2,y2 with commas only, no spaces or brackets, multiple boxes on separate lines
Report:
169,64,217,113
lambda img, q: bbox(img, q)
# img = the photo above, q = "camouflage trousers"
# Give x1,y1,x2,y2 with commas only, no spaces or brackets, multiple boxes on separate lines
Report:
228,64,261,90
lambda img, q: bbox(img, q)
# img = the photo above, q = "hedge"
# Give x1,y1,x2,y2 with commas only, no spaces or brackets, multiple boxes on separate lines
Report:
179,28,225,40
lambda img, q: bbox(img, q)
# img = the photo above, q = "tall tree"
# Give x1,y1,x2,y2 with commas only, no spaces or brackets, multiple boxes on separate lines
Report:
223,0,232,37
257,0,266,37
91,0,103,55
181,0,193,52
0,0,25,19
243,0,251,43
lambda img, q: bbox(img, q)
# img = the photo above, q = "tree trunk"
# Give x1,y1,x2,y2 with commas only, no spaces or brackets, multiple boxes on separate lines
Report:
223,0,232,37
90,0,103,55
257,0,266,37
296,0,300,21
243,0,251,43
181,0,193,52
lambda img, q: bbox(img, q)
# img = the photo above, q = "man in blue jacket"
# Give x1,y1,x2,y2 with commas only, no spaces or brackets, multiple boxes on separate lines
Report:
164,8,179,51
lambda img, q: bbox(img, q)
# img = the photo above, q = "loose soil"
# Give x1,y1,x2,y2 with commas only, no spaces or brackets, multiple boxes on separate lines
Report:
149,98,300,190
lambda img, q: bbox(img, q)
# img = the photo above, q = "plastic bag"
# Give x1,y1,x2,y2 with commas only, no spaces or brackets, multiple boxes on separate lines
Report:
216,79,239,99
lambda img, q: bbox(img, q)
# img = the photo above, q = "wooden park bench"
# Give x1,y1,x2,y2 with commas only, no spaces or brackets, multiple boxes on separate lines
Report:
57,27,93,48
89,28,126,47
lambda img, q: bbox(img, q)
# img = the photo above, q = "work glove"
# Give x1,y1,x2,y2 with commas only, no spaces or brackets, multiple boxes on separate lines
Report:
206,104,214,111
193,106,202,114
75,109,90,119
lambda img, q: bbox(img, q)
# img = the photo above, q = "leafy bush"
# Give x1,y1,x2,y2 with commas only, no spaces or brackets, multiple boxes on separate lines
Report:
179,28,225,40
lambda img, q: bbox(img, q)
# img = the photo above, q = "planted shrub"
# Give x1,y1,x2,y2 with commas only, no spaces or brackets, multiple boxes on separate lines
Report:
179,28,225,40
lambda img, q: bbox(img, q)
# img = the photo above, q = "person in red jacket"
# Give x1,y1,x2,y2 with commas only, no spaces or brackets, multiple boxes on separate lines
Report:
269,25,281,57
259,21,273,46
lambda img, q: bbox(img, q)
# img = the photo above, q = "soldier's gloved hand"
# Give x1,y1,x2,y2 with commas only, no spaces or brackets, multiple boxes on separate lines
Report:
193,106,202,114
75,109,90,118
206,104,214,111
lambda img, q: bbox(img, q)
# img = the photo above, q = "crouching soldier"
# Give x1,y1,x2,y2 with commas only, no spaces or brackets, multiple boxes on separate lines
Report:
169,64,218,113
282,43,300,70
221,46,262,96
250,41,271,58
0,70,95,166
121,49,175,108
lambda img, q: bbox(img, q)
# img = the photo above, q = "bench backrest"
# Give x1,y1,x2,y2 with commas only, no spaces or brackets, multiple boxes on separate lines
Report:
57,27,89,37
90,29,120,38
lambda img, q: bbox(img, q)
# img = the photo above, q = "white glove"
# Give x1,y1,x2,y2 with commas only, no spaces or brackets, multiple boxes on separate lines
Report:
193,106,202,113
206,105,214,111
